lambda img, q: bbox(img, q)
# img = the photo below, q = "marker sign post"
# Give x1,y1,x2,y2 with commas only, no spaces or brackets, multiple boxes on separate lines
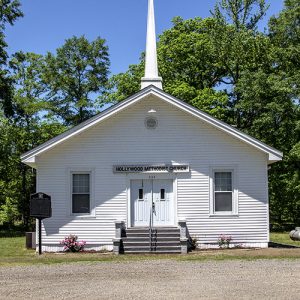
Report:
30,193,52,255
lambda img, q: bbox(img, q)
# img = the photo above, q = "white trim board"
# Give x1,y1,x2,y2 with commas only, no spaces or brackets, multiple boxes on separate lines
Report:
21,85,283,167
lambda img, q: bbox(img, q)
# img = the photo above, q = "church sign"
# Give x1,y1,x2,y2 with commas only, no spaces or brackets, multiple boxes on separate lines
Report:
113,164,190,174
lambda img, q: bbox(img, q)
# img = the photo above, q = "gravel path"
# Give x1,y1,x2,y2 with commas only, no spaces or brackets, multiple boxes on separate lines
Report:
0,259,299,299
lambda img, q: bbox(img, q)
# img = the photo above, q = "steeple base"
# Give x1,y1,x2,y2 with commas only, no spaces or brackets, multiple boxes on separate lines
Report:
141,77,163,90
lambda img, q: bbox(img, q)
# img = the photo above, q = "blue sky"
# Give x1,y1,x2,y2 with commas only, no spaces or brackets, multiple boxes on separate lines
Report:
6,0,285,76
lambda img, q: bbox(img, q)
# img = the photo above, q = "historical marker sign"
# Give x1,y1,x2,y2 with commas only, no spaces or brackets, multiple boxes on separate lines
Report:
30,192,52,219
30,192,52,255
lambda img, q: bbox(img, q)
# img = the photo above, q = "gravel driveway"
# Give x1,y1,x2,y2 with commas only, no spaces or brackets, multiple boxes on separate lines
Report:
0,259,299,299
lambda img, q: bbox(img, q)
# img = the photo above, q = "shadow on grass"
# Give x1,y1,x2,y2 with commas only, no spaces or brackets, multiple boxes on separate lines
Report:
0,231,25,238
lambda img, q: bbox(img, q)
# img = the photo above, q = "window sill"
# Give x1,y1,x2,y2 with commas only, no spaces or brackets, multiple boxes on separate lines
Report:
209,214,239,218
71,215,97,219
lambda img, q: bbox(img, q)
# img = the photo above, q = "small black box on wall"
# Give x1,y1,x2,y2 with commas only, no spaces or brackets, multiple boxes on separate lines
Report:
30,193,52,219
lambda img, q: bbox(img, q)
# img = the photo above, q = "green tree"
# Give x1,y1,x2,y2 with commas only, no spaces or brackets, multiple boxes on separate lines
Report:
102,62,144,105
268,0,300,98
210,0,271,127
0,0,23,117
212,0,299,226
44,36,110,126
0,52,66,228
0,34,111,228
0,116,65,229
266,0,300,226
211,0,269,30
106,17,230,119
9,52,49,123
158,17,224,91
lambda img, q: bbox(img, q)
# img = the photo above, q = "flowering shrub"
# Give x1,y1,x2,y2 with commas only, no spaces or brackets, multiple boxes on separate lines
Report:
60,234,86,252
218,234,232,249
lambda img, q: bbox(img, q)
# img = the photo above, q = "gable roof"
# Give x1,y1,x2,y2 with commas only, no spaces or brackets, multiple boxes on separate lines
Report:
21,85,283,167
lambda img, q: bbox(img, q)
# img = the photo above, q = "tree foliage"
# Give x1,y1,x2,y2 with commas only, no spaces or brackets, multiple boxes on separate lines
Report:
266,0,300,226
0,115,66,228
44,36,110,126
107,17,230,120
0,51,66,228
0,33,111,228
0,0,23,117
211,0,269,30
9,52,48,122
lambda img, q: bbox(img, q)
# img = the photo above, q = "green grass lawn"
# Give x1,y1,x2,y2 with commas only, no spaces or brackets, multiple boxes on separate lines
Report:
0,237,121,266
0,234,299,267
270,232,300,246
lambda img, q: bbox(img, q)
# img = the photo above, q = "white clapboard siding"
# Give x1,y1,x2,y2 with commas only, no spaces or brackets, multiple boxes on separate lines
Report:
37,94,269,250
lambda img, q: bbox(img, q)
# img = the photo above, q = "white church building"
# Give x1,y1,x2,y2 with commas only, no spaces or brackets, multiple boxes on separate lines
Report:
21,0,282,253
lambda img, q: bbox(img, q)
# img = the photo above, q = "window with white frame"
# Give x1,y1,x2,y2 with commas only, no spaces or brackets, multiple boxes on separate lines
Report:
211,169,237,215
72,173,90,214
214,171,232,212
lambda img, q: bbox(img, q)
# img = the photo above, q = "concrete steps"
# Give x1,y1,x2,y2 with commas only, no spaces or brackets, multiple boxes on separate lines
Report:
124,249,181,254
122,227,181,254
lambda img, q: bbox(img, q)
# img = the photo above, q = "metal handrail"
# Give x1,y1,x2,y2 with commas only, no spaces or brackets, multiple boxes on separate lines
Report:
149,203,156,251
149,207,153,251
149,179,157,252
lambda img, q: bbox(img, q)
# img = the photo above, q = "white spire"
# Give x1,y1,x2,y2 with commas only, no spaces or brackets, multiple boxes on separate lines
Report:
141,0,163,90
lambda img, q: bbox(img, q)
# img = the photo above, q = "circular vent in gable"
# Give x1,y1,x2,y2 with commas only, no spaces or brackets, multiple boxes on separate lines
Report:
145,117,158,129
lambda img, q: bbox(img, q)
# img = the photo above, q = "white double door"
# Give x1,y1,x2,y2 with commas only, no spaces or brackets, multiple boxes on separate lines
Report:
131,179,174,227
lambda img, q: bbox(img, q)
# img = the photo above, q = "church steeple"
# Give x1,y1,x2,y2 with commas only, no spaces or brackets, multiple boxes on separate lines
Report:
141,0,163,90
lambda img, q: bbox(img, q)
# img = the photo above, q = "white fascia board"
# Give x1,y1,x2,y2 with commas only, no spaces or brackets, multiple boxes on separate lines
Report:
21,85,283,166
151,88,283,163
22,156,36,168
268,154,284,165
21,88,153,163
